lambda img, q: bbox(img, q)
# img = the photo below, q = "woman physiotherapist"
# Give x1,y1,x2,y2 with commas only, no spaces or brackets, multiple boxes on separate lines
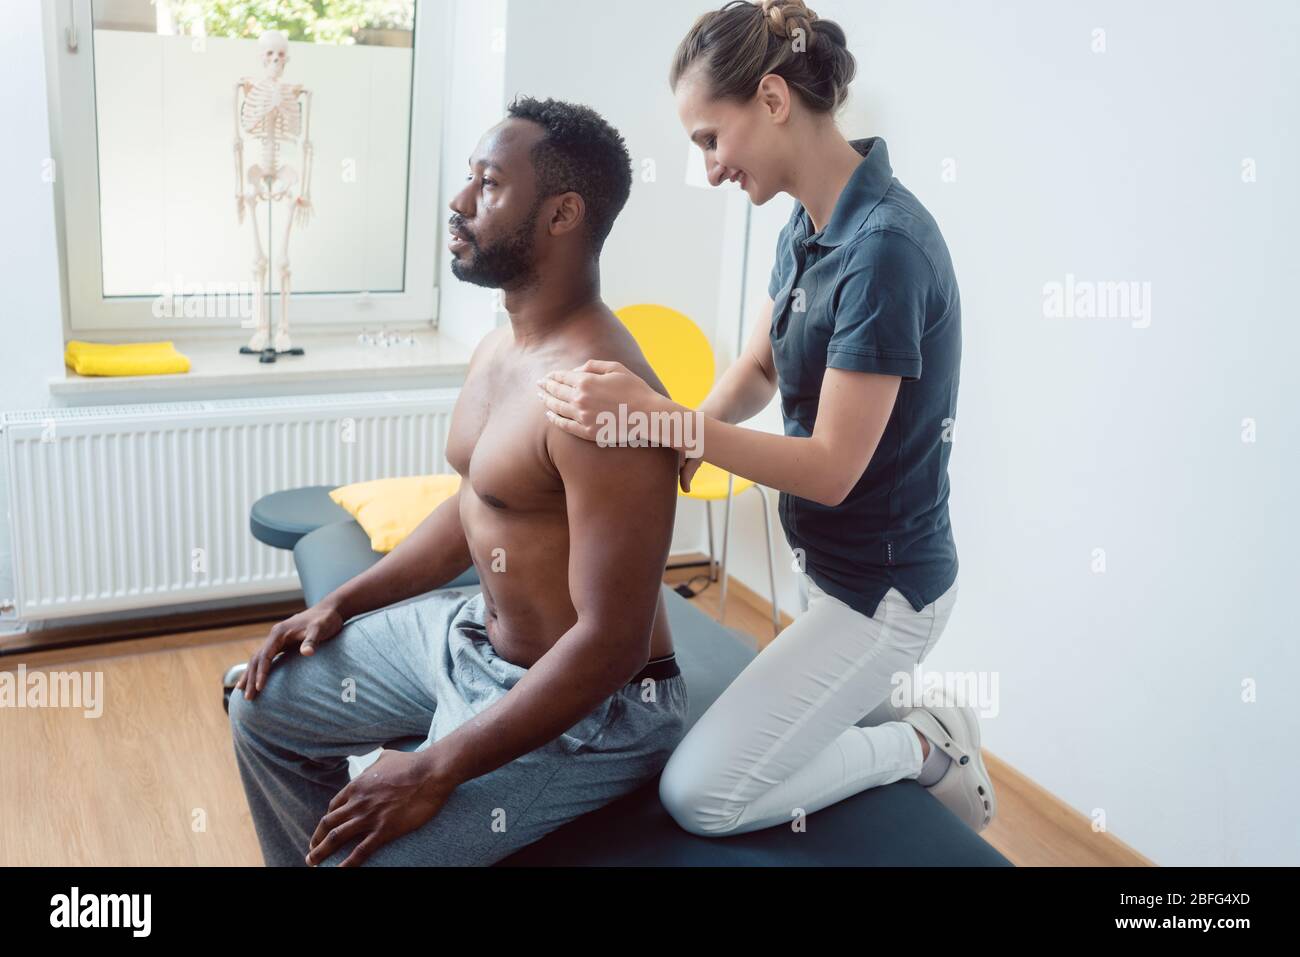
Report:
539,0,994,837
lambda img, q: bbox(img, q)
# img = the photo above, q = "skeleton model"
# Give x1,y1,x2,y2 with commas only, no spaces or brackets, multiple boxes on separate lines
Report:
234,30,313,361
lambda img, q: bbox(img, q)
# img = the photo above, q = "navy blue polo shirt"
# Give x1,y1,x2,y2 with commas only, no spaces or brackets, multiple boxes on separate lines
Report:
767,136,960,619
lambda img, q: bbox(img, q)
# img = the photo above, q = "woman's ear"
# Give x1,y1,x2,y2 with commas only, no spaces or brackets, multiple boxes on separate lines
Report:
756,73,792,124
548,191,586,238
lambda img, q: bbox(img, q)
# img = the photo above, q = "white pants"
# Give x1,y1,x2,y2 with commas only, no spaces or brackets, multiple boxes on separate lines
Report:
659,573,959,835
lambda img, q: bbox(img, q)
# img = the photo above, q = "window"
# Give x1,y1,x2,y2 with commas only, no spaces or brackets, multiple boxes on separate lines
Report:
48,0,445,332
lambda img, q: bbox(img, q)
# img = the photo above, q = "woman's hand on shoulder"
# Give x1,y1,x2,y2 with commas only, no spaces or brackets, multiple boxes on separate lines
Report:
537,359,667,444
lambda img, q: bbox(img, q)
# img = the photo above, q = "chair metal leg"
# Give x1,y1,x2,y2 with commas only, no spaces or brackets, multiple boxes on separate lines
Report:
222,661,247,714
705,500,716,581
718,473,735,624
752,484,780,636
666,500,717,577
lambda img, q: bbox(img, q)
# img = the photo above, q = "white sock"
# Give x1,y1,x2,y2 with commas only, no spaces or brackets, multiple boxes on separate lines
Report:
915,731,951,787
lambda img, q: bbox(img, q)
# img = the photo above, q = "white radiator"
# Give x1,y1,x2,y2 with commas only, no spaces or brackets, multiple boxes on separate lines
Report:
1,389,459,622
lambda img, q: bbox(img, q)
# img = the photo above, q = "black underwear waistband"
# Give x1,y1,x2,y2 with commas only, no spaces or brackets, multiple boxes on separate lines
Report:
628,653,680,685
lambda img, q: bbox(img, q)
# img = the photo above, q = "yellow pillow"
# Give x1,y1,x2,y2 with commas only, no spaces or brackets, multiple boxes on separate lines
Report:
329,474,462,553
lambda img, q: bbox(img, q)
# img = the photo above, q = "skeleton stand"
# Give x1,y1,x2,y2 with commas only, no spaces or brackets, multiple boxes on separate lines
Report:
233,31,314,363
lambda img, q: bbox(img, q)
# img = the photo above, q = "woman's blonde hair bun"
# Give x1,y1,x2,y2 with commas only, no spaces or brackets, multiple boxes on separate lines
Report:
761,0,818,41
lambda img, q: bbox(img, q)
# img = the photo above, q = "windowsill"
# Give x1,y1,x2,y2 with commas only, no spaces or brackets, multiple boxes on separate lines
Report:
50,329,477,400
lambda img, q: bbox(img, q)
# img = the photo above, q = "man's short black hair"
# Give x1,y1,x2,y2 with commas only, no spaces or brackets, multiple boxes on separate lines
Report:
505,95,633,256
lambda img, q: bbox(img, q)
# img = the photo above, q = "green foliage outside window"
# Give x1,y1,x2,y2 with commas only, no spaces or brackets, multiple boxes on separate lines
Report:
159,0,414,44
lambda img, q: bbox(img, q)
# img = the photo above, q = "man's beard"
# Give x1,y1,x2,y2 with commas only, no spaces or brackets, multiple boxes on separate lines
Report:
449,200,541,290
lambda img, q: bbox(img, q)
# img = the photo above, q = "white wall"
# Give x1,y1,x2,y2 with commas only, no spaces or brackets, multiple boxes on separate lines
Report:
0,1,68,610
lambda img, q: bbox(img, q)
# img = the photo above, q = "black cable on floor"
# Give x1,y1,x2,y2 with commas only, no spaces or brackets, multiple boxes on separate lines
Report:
672,573,715,599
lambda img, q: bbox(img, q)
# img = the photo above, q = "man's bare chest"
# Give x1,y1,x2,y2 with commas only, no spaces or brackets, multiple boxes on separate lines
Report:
445,360,561,512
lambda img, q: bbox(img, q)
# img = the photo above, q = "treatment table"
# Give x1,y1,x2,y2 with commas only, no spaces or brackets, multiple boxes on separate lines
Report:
238,486,1011,866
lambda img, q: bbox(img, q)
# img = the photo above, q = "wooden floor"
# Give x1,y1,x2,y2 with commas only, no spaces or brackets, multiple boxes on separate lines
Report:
1,561,1152,867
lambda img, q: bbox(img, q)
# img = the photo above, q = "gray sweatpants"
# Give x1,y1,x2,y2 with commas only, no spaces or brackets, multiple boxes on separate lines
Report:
228,588,688,866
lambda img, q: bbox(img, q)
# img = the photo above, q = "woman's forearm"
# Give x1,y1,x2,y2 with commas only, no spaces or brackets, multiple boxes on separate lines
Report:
673,367,897,506
698,350,778,425
682,405,850,506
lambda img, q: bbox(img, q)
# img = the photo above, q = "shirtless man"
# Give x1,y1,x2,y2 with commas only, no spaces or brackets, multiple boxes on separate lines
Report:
228,97,688,867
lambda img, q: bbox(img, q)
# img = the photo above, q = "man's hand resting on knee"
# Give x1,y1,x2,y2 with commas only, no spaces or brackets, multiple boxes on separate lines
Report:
236,603,345,700
237,492,473,702
306,748,450,866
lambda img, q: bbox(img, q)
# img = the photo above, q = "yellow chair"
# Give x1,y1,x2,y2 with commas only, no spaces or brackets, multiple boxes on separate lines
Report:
616,304,780,635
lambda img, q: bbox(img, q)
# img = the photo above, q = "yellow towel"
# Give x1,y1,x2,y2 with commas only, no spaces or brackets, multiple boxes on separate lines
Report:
64,339,191,377
329,474,463,553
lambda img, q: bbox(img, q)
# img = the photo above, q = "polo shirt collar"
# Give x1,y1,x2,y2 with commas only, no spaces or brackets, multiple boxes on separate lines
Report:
796,136,893,249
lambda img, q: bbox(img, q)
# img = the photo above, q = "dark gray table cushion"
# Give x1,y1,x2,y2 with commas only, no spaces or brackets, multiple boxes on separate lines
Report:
289,519,1010,866
251,485,354,550
292,520,479,606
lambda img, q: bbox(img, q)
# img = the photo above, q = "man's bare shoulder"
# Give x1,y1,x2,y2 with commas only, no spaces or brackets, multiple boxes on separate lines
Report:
544,316,678,478
554,307,669,399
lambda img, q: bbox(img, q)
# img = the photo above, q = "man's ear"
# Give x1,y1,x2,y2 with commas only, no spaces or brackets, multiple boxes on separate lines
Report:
547,191,586,239
756,73,792,124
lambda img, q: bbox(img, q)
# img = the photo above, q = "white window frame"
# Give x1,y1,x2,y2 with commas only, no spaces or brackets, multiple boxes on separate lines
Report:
45,0,446,333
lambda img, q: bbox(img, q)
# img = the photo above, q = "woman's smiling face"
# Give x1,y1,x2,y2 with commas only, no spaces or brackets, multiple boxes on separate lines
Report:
675,64,788,205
